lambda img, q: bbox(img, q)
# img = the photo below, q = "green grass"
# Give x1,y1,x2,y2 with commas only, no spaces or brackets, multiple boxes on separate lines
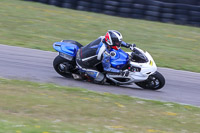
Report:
0,0,200,72
0,78,200,133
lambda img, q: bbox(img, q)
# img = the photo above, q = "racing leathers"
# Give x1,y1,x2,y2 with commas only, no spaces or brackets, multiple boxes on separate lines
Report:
76,36,131,84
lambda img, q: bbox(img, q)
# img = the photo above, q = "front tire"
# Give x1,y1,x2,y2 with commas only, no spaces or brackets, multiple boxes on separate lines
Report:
53,55,73,78
135,71,165,90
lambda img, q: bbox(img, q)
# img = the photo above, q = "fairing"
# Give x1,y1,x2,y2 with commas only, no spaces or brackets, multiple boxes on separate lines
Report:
128,47,157,82
53,42,79,57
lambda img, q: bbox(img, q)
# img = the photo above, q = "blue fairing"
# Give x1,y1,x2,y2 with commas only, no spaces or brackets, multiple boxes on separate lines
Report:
110,49,129,69
53,42,79,57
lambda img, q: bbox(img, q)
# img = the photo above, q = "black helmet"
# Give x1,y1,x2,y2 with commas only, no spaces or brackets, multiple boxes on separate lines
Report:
105,30,123,50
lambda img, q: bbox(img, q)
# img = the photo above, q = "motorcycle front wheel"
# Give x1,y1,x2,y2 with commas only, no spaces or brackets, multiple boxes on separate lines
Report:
53,55,73,78
135,71,165,90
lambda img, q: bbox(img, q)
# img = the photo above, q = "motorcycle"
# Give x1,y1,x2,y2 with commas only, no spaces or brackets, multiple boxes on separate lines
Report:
53,39,165,90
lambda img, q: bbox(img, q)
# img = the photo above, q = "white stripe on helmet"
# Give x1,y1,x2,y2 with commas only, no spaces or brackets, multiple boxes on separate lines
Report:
112,31,122,41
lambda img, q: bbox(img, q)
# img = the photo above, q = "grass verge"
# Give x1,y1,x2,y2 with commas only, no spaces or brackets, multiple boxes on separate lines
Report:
0,78,200,133
0,0,200,72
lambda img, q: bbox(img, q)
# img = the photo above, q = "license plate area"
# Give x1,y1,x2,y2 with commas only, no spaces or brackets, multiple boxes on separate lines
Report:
59,52,73,61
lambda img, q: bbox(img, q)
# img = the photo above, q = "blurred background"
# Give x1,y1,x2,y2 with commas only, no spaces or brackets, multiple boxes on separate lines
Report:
0,1,200,132
1,0,200,72
28,0,200,27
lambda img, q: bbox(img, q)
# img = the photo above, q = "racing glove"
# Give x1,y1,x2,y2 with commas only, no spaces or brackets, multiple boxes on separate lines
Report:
120,70,129,77
126,43,136,50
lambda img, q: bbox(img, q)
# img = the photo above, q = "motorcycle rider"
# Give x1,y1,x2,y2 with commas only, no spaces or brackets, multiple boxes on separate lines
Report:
76,30,135,84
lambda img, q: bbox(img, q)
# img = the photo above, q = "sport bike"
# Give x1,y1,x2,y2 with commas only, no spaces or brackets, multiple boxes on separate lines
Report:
53,39,165,90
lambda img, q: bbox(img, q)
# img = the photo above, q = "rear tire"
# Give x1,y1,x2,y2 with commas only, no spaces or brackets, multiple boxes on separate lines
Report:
53,55,73,78
135,71,165,90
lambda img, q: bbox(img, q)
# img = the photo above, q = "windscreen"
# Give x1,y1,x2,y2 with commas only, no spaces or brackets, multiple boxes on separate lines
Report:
131,48,148,63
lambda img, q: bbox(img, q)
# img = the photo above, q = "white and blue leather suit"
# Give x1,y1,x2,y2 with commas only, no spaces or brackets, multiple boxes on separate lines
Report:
76,36,130,83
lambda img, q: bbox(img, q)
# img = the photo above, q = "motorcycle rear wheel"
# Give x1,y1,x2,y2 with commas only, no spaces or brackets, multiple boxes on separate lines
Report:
53,55,73,78
135,71,165,90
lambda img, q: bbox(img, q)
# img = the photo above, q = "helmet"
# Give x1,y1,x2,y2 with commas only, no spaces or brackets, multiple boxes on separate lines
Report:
105,30,123,50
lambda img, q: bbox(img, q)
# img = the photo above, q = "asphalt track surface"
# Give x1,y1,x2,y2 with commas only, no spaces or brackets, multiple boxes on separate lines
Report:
0,44,200,107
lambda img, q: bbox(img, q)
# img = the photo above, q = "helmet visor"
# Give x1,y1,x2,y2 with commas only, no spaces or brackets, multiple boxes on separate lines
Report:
115,41,122,47
112,38,122,47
